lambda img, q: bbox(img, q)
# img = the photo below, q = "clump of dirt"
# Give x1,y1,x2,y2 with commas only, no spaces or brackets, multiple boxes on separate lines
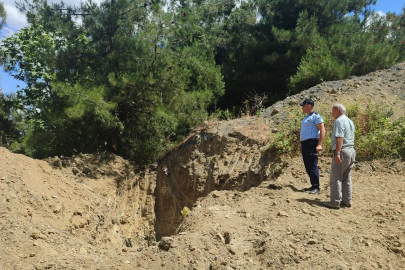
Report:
1,63,405,269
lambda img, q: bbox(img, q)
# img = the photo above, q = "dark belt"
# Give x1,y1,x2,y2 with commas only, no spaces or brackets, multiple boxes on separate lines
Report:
301,138,318,143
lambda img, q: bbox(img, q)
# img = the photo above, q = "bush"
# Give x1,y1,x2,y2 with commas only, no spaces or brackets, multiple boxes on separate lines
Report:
267,102,405,160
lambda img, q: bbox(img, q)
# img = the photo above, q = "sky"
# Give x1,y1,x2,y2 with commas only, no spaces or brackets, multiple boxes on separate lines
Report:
0,0,404,94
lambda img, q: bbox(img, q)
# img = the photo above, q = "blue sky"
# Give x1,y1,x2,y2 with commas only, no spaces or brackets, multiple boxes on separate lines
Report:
1,0,404,94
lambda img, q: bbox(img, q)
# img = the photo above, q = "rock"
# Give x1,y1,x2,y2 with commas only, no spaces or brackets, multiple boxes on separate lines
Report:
323,245,333,252
391,246,403,253
53,204,63,214
158,237,173,251
229,261,238,269
307,239,317,245
212,191,221,198
277,211,288,217
228,246,236,255
289,99,299,106
120,213,131,224
209,248,219,255
271,108,280,116
30,230,41,240
223,232,231,244
216,233,225,244
302,209,310,214
71,216,88,228
72,167,81,175
52,158,62,169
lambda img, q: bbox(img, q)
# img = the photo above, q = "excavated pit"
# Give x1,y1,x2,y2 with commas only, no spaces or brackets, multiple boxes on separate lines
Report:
44,118,278,243
153,129,278,240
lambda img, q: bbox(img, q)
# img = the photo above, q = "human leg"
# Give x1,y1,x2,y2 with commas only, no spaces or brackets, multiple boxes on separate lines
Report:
329,157,343,205
302,140,319,189
341,149,356,206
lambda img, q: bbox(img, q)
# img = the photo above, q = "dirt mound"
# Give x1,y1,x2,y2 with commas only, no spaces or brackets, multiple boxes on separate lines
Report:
1,63,405,269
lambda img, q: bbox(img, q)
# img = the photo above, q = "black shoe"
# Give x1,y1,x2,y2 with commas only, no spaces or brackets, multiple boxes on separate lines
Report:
341,202,351,207
308,188,320,194
303,186,314,191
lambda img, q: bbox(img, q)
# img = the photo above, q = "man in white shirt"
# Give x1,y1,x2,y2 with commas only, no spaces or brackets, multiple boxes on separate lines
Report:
323,103,356,209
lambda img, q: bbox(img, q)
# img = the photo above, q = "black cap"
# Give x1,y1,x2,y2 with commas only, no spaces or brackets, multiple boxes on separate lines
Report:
300,98,314,106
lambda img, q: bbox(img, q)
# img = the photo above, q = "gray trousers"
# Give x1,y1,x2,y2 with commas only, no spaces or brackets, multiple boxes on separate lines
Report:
330,148,356,205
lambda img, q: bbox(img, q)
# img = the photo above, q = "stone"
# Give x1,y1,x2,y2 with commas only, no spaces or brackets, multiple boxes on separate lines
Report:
391,246,403,253
209,248,219,255
216,233,225,244
307,239,317,245
158,237,173,251
229,261,238,268
228,246,236,255
30,230,41,240
289,99,299,106
72,167,81,175
71,216,88,228
277,211,288,217
271,108,280,116
53,204,63,214
323,245,333,252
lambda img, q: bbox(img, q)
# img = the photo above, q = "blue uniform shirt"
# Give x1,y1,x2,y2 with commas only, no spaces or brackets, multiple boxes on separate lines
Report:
300,112,324,141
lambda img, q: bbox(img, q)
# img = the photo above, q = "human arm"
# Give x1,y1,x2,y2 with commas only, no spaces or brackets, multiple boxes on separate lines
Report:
334,137,343,164
316,123,325,152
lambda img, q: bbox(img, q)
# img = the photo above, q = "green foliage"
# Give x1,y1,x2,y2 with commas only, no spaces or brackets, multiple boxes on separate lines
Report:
267,102,405,161
218,0,403,107
0,92,28,149
289,11,399,92
0,0,6,31
351,103,405,159
266,106,302,156
1,0,405,163
0,0,225,163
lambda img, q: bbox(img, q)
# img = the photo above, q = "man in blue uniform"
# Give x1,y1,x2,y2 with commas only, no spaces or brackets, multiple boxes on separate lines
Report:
300,98,325,194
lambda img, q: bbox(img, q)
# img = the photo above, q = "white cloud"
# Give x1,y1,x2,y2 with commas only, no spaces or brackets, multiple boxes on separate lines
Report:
3,2,28,29
375,10,386,17
2,0,103,32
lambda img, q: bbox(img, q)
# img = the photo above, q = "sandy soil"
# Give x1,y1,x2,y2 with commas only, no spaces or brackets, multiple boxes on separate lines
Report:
1,147,404,270
1,63,405,269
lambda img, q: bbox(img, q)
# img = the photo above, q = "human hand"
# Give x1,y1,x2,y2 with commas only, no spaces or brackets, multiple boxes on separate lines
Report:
334,154,342,164
316,145,322,152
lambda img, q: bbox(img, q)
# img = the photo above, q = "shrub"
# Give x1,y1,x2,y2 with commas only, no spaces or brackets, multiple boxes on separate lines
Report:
267,101,405,160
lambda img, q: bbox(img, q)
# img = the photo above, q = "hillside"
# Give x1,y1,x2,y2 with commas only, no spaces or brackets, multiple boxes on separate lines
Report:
1,63,405,269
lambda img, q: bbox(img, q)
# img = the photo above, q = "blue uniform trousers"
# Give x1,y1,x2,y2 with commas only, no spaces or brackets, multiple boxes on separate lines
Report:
301,139,320,189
